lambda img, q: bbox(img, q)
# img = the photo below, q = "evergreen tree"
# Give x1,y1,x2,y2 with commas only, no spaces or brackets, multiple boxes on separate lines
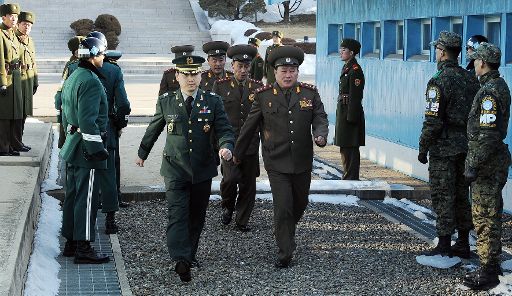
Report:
199,0,266,21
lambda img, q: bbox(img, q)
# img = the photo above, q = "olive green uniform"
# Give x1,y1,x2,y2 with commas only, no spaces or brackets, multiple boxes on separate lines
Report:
263,44,281,84
55,57,79,147
158,68,179,95
200,69,233,92
138,89,234,263
16,29,37,120
250,53,264,81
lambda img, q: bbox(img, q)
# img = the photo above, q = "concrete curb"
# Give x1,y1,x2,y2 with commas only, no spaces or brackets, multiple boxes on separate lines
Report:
110,234,133,296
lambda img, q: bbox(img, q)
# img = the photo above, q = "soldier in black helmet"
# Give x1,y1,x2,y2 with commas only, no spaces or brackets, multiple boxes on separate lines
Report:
200,41,233,91
248,37,264,81
159,45,194,95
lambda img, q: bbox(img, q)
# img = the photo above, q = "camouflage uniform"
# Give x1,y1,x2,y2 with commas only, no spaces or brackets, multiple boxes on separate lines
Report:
419,32,480,237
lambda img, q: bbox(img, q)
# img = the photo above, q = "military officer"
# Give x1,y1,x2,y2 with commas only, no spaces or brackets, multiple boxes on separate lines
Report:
212,44,263,232
418,31,480,258
334,38,365,180
60,36,110,264
135,51,234,282
466,35,488,76
0,3,22,156
248,37,264,81
463,43,511,291
16,11,37,152
233,46,329,268
263,31,283,85
159,45,194,96
200,41,233,92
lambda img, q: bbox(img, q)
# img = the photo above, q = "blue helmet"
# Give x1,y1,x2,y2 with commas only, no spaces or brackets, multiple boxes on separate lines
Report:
467,35,488,50
78,37,107,59
87,31,108,48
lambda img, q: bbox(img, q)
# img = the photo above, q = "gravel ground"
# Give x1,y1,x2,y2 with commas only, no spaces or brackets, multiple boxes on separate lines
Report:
117,198,489,296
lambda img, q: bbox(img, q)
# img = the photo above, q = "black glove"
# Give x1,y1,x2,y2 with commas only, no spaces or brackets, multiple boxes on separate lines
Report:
0,86,6,96
83,148,109,161
33,85,38,95
464,167,477,185
417,152,428,164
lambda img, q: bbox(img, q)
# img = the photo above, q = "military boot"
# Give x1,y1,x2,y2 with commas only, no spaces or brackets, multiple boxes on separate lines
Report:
463,264,501,290
175,260,192,282
62,240,77,257
421,235,452,257
221,208,233,225
74,241,110,264
451,230,471,259
105,211,119,234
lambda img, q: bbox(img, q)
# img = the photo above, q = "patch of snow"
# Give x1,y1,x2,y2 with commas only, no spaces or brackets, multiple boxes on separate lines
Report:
503,260,512,271
416,254,461,269
25,117,44,123
41,127,62,192
490,275,512,295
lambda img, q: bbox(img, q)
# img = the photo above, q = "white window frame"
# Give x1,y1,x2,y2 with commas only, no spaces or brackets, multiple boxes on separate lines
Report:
396,20,404,54
355,23,361,41
485,15,501,46
374,22,381,54
421,19,432,55
451,17,463,36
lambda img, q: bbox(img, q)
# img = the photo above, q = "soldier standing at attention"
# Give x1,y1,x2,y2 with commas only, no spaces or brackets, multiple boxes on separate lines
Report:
263,31,283,85
135,51,234,282
233,46,328,268
212,44,263,232
418,31,480,258
463,43,511,291
248,37,264,81
334,38,365,180
16,11,37,152
465,35,488,76
60,36,110,264
0,3,22,156
200,41,232,92
159,45,194,96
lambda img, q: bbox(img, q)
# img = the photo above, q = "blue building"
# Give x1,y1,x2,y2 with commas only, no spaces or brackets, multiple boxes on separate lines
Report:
316,0,512,210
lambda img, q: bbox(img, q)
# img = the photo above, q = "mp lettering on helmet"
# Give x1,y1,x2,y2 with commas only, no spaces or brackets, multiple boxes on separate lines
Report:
480,96,497,127
425,86,440,116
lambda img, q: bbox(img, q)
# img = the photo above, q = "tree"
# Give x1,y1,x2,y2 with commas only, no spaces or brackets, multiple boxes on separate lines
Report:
241,0,267,22
199,0,266,21
278,0,302,22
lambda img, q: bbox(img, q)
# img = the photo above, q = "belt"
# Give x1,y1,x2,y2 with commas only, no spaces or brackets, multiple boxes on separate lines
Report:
4,62,21,73
20,63,35,70
339,94,349,105
66,125,80,134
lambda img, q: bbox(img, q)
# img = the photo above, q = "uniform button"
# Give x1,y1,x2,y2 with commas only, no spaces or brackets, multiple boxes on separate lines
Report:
288,111,292,114
291,131,294,134
189,148,192,152
289,120,293,124
189,139,192,143
241,112,244,115
189,130,192,133
291,141,294,144
241,104,244,106
188,120,191,124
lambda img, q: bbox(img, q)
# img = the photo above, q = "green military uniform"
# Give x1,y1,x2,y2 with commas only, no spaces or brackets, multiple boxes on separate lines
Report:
248,37,264,81
137,54,234,270
60,60,109,243
212,44,263,229
200,41,232,92
464,43,511,288
418,32,479,250
159,45,194,96
334,39,365,180
200,68,233,92
0,3,23,155
263,31,283,85
234,46,328,266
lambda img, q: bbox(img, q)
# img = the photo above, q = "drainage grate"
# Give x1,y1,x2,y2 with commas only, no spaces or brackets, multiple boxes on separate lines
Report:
312,157,344,180
57,213,122,296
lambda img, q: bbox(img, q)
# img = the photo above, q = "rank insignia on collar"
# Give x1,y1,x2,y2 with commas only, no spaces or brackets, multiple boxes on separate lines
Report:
249,94,255,102
296,86,300,93
231,81,235,88
273,88,277,95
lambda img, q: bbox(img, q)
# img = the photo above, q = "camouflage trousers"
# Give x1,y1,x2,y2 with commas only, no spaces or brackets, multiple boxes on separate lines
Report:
471,148,510,266
429,153,473,236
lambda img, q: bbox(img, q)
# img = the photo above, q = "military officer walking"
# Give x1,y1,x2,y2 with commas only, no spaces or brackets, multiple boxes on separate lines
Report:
0,3,22,156
16,11,37,151
200,41,233,91
234,46,328,268
212,44,263,232
263,31,283,85
60,36,110,264
335,39,365,180
135,51,234,282
248,37,264,81
463,43,511,291
159,45,194,96
418,31,480,258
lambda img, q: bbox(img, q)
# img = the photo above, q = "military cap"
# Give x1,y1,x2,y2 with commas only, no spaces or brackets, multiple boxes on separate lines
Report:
227,44,257,63
18,11,34,23
0,3,20,16
272,31,284,38
248,37,261,47
105,50,122,61
340,38,361,55
172,54,205,74
171,45,194,59
431,31,462,48
202,41,230,56
468,42,501,64
68,36,85,52
267,45,304,68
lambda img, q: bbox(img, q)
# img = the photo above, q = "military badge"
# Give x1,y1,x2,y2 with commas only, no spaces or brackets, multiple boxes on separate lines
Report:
167,122,174,133
231,81,235,88
199,106,211,114
480,96,497,128
425,86,440,116
186,57,193,64
296,86,301,93
203,123,211,133
249,94,255,102
273,88,278,95
299,98,313,109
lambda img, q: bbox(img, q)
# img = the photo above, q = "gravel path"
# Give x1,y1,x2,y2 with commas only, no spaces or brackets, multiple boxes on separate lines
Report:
117,199,489,295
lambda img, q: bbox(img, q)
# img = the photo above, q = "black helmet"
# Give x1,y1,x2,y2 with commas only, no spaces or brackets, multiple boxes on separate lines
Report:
467,35,488,50
78,37,107,59
87,31,108,48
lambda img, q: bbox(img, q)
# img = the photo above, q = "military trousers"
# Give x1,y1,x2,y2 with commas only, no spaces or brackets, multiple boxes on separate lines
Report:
62,163,101,242
267,170,311,262
164,178,211,263
12,119,23,150
429,154,473,236
0,119,12,153
220,154,259,226
98,148,119,213
115,135,122,200
472,147,510,266
340,147,360,180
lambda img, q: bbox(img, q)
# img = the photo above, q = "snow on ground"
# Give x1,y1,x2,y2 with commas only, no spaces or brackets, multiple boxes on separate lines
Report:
383,196,435,225
415,254,461,269
41,127,62,192
25,118,44,124
312,159,343,179
209,179,392,192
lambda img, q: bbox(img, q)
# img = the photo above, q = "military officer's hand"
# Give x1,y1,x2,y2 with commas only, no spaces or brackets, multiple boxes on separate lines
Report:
464,167,477,185
417,152,428,164
135,157,145,167
233,156,241,165
0,86,6,96
219,148,232,161
314,136,326,147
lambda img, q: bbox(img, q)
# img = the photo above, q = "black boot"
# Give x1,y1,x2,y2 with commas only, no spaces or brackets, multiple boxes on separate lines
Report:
221,208,233,225
74,241,110,264
105,211,119,234
62,240,76,257
421,235,452,257
463,264,501,290
175,260,192,282
451,230,471,259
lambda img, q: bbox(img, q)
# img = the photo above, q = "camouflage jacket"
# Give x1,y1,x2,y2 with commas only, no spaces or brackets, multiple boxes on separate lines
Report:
419,60,480,157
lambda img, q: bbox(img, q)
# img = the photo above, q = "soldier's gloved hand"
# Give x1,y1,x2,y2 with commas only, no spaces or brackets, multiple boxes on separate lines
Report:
464,167,477,185
83,148,109,161
219,148,232,161
417,152,428,164
314,136,326,147
233,156,241,165
0,86,6,96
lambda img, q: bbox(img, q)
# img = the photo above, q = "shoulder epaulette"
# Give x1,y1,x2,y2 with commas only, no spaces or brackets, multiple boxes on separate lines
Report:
226,70,234,75
249,78,263,85
216,77,230,84
255,84,273,93
159,91,176,99
299,82,317,91
352,64,360,71
164,68,176,73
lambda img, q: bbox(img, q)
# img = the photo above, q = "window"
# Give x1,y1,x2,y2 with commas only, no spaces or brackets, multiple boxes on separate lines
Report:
374,22,381,53
355,24,361,41
397,21,404,54
485,15,501,46
451,17,463,38
328,24,342,55
421,19,431,54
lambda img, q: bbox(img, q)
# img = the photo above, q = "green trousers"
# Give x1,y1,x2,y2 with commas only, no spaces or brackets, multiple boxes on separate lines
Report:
98,148,119,213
